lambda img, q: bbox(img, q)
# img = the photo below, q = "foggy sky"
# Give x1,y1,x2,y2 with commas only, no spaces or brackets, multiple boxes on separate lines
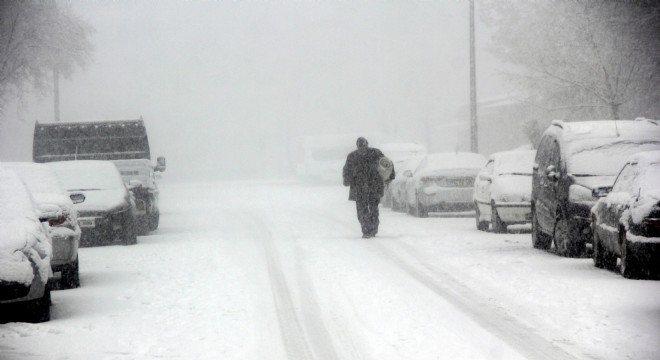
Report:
1,0,509,181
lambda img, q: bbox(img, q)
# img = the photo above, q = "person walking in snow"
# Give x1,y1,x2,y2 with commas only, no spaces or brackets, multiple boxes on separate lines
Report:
343,137,395,238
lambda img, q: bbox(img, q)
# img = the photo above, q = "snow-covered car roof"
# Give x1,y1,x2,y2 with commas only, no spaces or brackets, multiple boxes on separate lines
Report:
489,150,536,175
0,168,52,286
550,118,660,142
545,120,660,176
2,162,74,214
47,160,125,191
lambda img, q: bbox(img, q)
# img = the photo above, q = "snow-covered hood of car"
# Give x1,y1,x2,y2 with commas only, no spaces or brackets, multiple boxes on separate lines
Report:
570,175,616,190
31,192,74,215
71,188,129,212
491,175,532,202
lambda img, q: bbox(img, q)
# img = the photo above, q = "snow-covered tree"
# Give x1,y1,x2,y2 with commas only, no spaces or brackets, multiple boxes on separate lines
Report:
481,0,660,145
0,0,92,115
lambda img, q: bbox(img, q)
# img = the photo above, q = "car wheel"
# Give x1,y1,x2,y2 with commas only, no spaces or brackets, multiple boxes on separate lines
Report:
553,216,585,257
491,204,507,233
148,211,160,232
416,196,428,218
531,208,552,250
122,217,138,246
592,223,616,271
620,230,643,279
24,285,51,323
475,205,488,231
61,255,81,289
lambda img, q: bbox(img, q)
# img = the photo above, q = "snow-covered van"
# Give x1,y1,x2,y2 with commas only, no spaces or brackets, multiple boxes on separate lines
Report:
33,118,166,235
531,118,660,257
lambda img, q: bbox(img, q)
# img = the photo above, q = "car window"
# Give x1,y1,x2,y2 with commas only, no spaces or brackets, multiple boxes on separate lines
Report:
485,160,494,175
612,164,635,194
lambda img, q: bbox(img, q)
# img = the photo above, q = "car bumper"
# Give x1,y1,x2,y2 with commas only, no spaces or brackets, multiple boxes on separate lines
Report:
418,188,474,211
493,202,531,224
50,227,80,266
78,210,132,245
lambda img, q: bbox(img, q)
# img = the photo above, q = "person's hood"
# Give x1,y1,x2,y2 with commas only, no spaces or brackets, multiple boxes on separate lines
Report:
70,188,130,212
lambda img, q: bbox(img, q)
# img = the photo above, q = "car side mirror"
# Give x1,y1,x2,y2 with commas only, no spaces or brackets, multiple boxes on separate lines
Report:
592,186,613,198
155,156,167,172
479,173,492,182
403,170,413,178
69,193,86,204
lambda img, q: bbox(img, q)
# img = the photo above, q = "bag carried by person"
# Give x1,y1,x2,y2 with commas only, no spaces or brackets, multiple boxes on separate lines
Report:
377,157,393,181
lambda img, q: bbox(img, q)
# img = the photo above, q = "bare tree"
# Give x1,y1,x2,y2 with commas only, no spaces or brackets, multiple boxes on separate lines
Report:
0,0,92,115
481,0,660,145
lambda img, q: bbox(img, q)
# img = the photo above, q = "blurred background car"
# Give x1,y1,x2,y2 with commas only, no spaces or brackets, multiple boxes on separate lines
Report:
591,151,660,279
532,119,660,257
473,150,536,233
403,152,487,217
389,154,426,212
3,162,83,289
0,167,53,323
380,142,427,208
47,160,138,246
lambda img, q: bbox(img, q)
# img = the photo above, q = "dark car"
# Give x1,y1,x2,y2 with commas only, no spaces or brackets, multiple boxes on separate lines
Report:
47,160,138,246
591,151,660,279
531,119,660,257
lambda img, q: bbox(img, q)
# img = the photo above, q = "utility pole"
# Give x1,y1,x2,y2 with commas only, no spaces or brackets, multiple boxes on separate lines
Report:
469,0,478,153
53,67,61,122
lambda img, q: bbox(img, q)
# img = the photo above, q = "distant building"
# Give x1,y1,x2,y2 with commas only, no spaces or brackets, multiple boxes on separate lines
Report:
432,95,533,156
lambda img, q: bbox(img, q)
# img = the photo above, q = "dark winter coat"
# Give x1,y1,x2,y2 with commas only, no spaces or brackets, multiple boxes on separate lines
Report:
342,147,395,202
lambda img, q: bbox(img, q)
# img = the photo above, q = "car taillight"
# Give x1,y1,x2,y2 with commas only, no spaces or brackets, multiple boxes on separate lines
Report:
48,216,66,227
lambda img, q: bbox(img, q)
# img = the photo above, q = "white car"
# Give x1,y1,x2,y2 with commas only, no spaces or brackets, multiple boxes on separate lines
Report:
403,152,487,217
3,162,83,288
473,150,536,233
48,161,138,246
380,142,427,207
0,167,53,323
389,154,425,212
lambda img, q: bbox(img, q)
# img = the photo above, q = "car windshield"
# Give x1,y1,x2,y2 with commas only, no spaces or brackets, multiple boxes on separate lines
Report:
4,164,65,195
494,152,536,175
568,140,660,176
49,162,124,191
640,165,660,199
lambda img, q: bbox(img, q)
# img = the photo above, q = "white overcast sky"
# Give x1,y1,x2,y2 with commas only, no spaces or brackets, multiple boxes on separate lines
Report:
2,0,509,180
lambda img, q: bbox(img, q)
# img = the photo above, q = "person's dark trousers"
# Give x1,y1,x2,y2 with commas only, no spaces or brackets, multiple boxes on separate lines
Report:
356,198,380,236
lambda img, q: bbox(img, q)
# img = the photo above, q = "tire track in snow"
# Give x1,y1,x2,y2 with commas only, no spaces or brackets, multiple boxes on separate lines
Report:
369,240,582,360
243,211,339,360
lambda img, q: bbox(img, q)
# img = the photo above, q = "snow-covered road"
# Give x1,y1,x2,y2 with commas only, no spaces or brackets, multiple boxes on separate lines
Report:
1,180,659,360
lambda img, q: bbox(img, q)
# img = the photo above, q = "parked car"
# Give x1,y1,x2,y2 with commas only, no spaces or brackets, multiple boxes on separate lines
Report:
531,119,660,257
473,150,536,232
47,160,138,246
380,142,427,207
591,151,660,279
403,152,487,217
0,167,53,323
3,162,83,288
390,154,426,212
